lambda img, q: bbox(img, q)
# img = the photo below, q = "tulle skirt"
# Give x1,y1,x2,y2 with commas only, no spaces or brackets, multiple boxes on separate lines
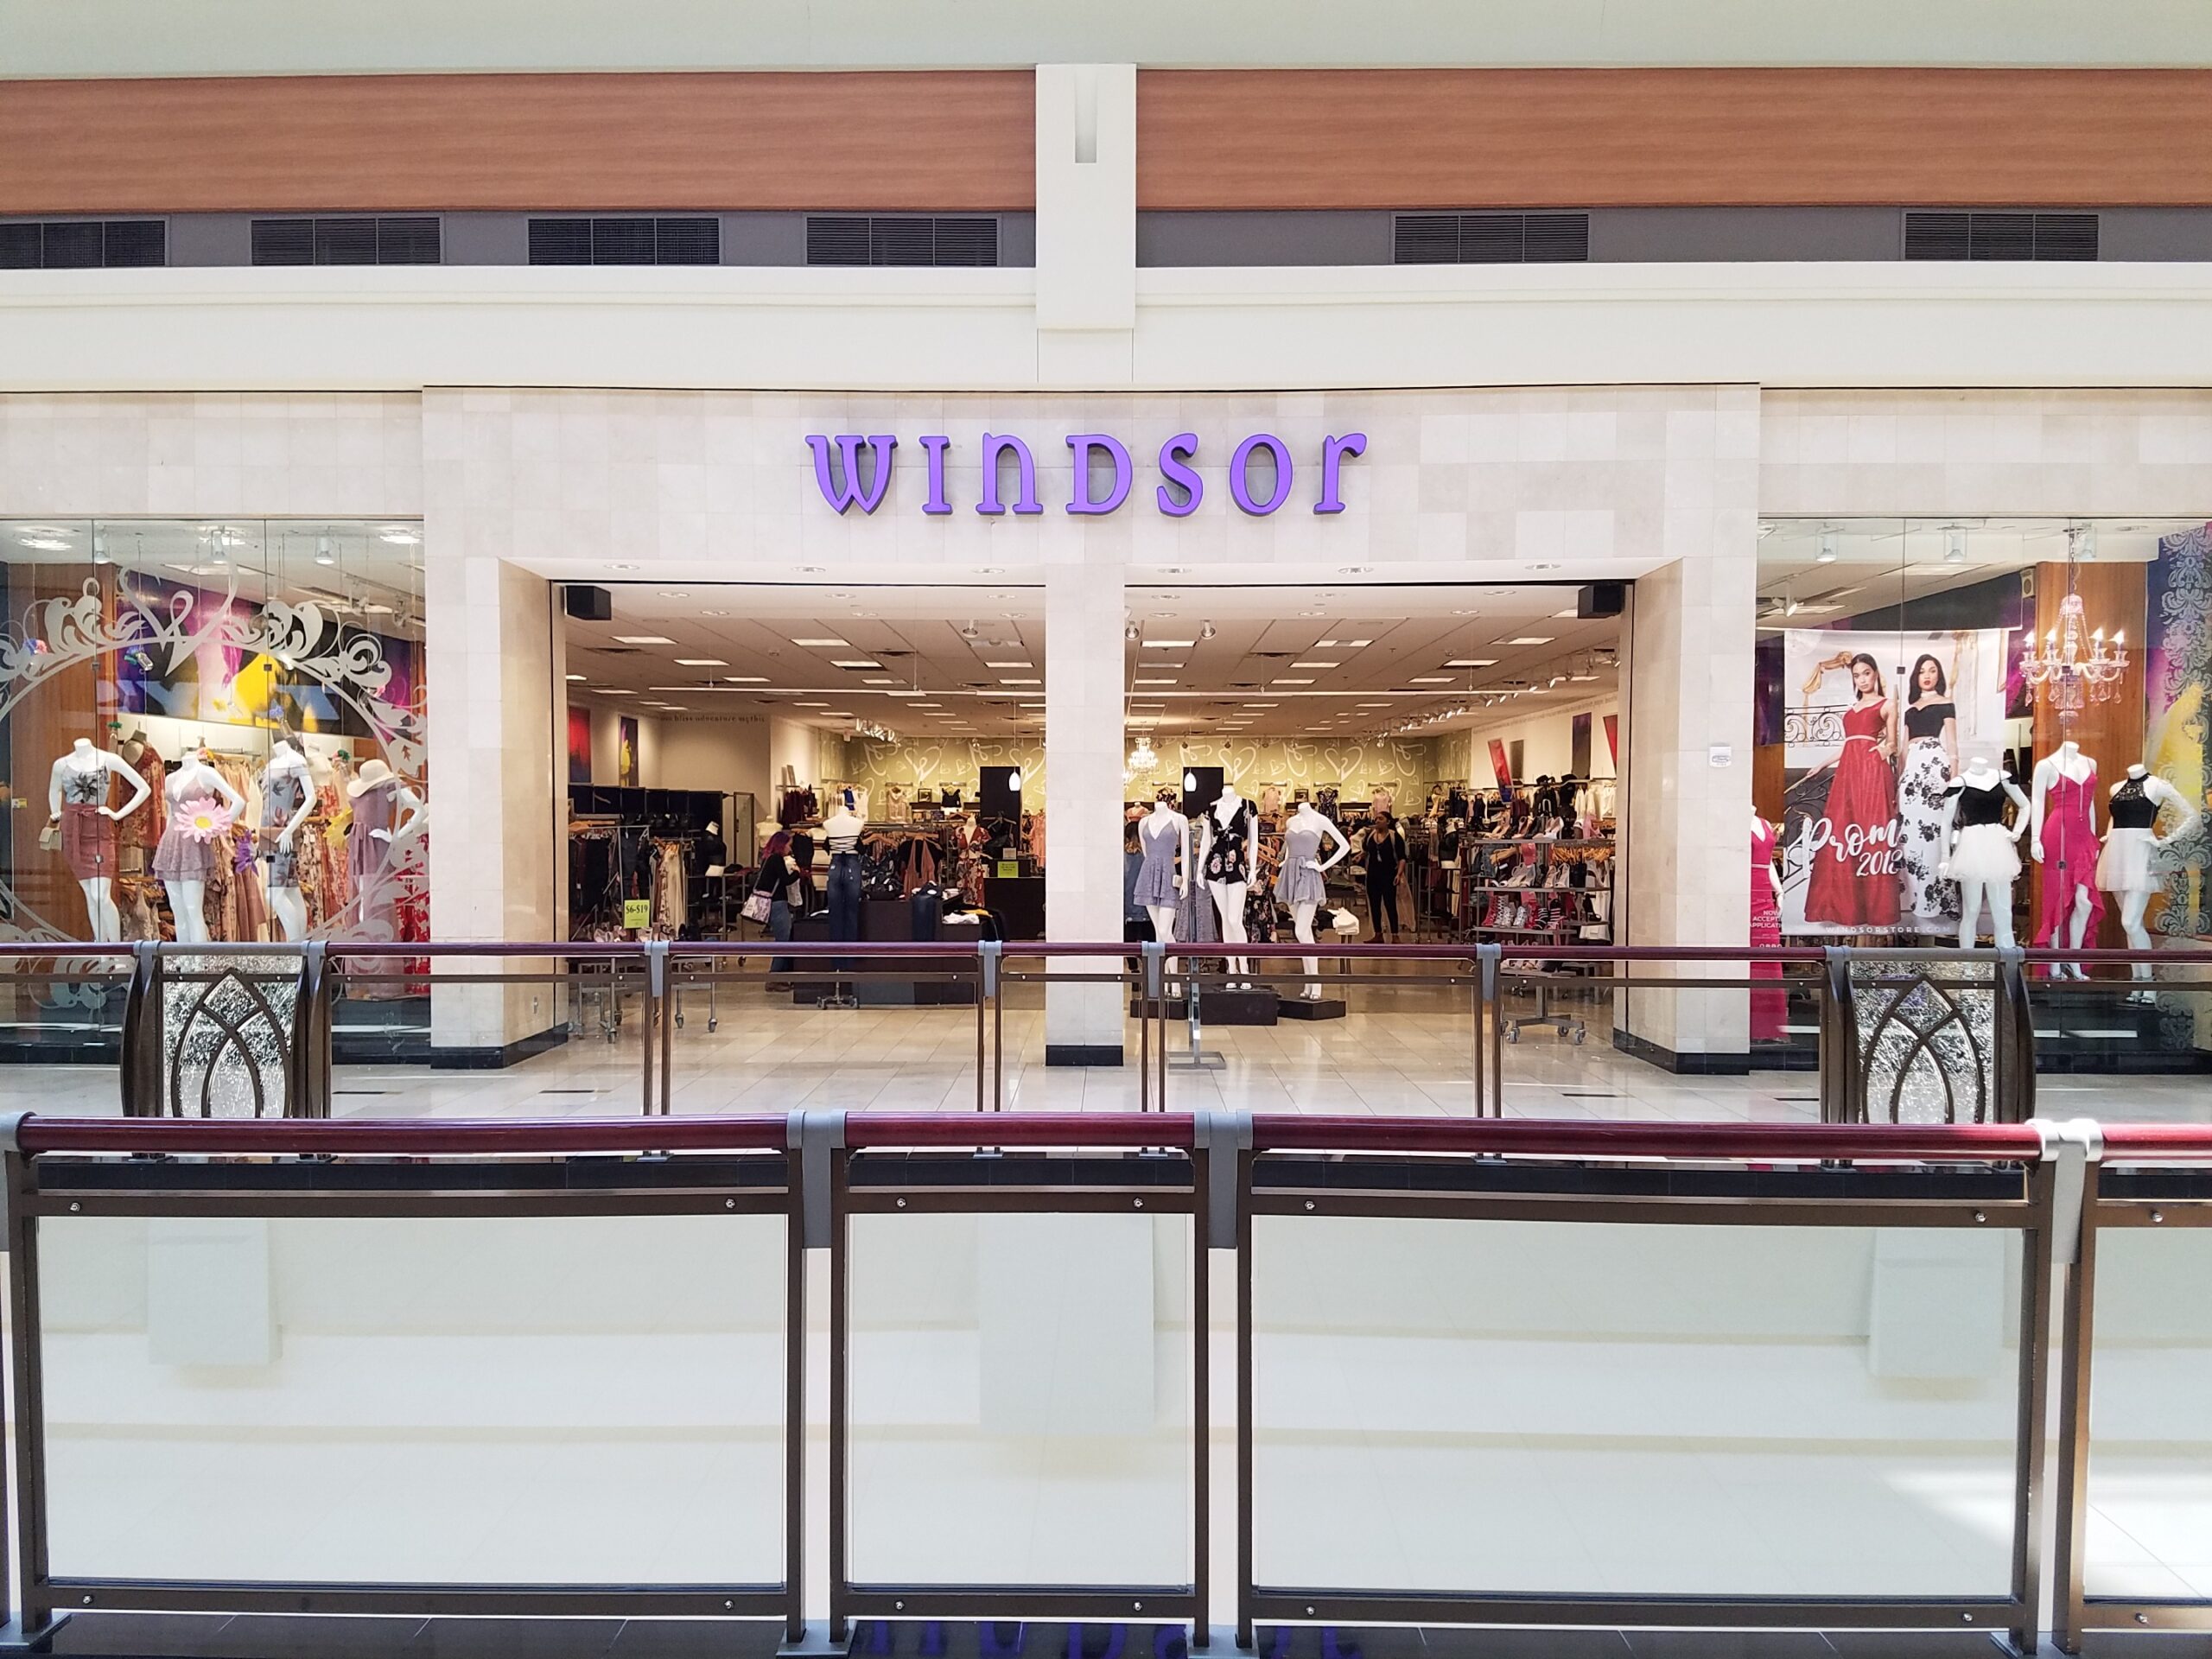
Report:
1948,822,2021,887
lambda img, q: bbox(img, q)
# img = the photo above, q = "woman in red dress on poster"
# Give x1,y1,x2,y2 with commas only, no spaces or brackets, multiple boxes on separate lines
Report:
1803,653,1901,930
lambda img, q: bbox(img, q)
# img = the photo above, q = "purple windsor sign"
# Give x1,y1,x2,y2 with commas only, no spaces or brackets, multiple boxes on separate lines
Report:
804,430,1369,518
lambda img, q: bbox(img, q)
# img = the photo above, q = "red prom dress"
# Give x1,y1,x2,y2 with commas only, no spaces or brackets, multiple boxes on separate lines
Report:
2033,763,2106,954
1751,819,1786,1041
1802,701,1901,930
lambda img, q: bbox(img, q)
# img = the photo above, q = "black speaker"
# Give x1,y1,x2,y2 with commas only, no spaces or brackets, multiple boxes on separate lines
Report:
1577,582,1626,620
563,584,613,622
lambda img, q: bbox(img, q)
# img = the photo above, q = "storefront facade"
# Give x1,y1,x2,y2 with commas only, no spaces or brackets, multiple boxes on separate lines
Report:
5,379,2207,1068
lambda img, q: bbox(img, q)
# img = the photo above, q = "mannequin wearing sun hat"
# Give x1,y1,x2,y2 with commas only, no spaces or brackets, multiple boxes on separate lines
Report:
346,758,425,954
153,747,246,945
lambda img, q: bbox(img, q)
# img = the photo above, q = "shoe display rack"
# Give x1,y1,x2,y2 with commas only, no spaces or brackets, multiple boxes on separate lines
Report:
1462,837,1617,1043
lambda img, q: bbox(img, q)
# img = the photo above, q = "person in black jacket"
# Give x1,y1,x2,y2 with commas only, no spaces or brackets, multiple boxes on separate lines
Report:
1363,811,1408,943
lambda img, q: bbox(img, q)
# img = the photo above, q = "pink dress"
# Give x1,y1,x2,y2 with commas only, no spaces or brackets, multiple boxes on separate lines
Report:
2034,764,2106,956
1751,820,1786,1041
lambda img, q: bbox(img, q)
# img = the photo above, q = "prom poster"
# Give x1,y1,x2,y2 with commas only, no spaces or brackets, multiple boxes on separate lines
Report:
1779,627,2010,937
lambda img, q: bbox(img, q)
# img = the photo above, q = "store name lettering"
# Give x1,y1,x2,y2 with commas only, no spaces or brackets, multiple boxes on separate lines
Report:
804,431,1369,518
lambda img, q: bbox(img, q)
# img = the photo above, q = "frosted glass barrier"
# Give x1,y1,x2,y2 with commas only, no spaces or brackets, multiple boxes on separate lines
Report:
39,1211,786,1585
2085,1225,2212,1599
846,1211,1193,1586
1252,1214,2022,1598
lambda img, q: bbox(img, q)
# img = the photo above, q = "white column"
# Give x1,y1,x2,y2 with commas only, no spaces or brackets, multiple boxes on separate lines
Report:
1043,550,1128,1064
1033,63,1135,387
423,390,562,1058
1618,387,1761,1065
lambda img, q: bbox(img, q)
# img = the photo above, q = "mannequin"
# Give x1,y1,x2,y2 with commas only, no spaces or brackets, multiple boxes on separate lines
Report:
821,787,867,973
2031,741,2103,980
1199,784,1260,986
346,758,426,951
2096,764,2199,1001
1132,789,1190,949
152,750,246,945
1937,757,2031,950
47,739,153,942
259,740,316,942
1278,800,1351,999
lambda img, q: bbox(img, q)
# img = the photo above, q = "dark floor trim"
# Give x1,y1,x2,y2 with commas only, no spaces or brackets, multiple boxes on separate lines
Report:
1612,1027,1751,1075
426,1025,571,1071
1045,1043,1124,1067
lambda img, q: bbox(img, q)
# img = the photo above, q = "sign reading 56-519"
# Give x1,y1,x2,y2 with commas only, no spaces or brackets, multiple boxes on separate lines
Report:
805,430,1368,518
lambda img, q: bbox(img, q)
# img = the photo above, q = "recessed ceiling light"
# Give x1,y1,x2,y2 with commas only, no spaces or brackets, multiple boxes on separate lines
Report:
1528,562,1560,572
1358,702,1392,709
20,537,70,552
975,565,1005,575
1569,672,1601,682
830,659,882,670
614,634,675,645
1291,661,1339,670
1272,677,1314,685
1451,609,1478,616
700,608,731,618
565,673,587,682
800,565,826,575
722,675,767,683
608,563,639,572
601,689,636,696
791,637,848,647
1019,701,1046,709
1298,610,1325,618
1134,677,1177,686
1408,676,1455,684
658,589,689,599
1143,639,1195,649
674,658,728,667
1242,702,1278,709
1445,658,1498,668
864,677,899,684
1000,677,1040,685
659,705,690,713
1501,636,1554,646
913,702,943,709
984,661,1033,669
823,710,853,717
379,528,423,545
1342,639,1372,648
795,701,830,708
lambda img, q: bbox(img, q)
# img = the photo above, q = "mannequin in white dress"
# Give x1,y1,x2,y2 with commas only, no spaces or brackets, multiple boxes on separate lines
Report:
1200,785,1261,987
1278,801,1351,999
2097,763,2200,1001
2031,740,2100,981
47,739,152,942
1936,756,2031,950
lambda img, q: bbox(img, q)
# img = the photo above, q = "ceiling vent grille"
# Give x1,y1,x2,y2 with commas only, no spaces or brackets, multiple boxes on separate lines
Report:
527,217,721,266
806,215,1000,268
0,219,166,269
1904,210,2098,261
251,216,441,265
1394,212,1589,264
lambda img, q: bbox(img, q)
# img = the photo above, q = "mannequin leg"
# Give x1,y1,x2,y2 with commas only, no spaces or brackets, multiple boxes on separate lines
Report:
1955,878,1987,950
269,885,308,944
1987,880,2018,950
2064,887,2095,979
1292,901,1322,998
2120,890,2156,995
164,879,208,945
1211,880,1249,983
1147,905,1178,948
77,877,119,943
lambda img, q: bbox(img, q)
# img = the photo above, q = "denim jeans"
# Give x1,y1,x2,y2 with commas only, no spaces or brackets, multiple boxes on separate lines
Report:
768,897,792,975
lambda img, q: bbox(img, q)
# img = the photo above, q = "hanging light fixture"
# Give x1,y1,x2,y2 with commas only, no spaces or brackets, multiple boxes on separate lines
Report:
1127,734,1159,772
2020,525,2127,729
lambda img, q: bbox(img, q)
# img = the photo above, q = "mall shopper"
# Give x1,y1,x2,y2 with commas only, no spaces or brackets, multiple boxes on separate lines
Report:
1363,811,1408,943
753,831,809,975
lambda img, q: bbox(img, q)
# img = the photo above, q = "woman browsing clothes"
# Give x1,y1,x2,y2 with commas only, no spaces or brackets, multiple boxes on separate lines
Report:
1894,652,1961,931
1802,652,1901,931
1362,810,1409,943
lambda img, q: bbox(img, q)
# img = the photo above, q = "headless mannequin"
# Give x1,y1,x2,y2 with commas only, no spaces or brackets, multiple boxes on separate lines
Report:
262,741,315,942
48,739,152,942
1143,797,1191,948
2031,741,2098,981
163,753,246,946
2107,763,2198,998
1752,810,1781,906
1285,802,1351,999
1937,758,2031,950
1205,785,1260,987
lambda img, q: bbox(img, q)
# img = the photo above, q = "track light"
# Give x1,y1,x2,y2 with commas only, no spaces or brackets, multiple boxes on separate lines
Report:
1125,620,1141,642
1200,620,1217,640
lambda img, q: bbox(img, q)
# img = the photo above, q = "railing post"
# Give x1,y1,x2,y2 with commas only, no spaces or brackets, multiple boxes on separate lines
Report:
1995,945,2036,1126
1141,940,1166,1114
784,1109,848,1655
286,942,329,1120
1475,943,1501,1118
639,941,667,1117
0,1115,60,1649
981,940,1003,1114
1819,946,1859,1124
2037,1117,2104,1656
118,940,162,1118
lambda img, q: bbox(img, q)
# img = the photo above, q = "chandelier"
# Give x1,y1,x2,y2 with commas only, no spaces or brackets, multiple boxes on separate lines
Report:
1126,734,1158,772
2020,527,2126,729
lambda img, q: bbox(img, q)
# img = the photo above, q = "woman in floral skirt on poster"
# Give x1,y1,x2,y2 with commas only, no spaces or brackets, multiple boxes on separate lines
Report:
1894,652,1961,931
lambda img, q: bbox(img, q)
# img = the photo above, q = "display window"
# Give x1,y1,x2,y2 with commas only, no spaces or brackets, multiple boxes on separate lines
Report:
0,519,428,969
1754,517,2210,1061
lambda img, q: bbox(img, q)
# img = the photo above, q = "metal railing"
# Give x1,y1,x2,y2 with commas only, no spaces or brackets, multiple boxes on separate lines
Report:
7,937,2209,1124
0,1109,2204,1654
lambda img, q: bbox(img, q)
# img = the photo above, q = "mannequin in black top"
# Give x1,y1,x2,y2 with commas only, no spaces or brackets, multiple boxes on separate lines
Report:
2097,764,2200,998
1937,757,2030,949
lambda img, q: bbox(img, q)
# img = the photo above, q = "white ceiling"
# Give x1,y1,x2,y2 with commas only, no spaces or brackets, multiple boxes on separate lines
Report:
567,580,1620,741
1755,515,2198,631
9,0,2202,74
1,517,428,640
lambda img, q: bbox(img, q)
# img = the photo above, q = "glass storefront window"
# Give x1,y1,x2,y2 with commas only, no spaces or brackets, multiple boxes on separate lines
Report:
0,519,428,959
1754,516,2211,1071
